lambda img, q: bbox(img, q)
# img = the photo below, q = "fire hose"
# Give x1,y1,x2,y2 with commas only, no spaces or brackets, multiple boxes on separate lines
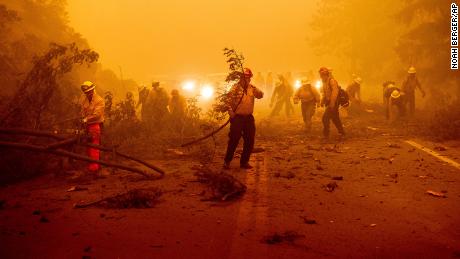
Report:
0,128,165,178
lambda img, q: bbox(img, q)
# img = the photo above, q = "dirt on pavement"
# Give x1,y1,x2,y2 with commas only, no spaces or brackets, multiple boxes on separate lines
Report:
1,110,460,259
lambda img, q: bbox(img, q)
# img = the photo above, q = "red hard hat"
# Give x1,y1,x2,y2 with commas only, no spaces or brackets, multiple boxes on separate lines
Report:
243,68,253,77
319,67,329,75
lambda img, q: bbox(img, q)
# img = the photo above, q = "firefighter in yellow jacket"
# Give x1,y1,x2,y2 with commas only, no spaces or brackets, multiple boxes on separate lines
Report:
79,81,105,172
293,78,320,132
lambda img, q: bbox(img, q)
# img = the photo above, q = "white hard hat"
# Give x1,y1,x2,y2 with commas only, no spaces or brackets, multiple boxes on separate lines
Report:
408,66,416,74
354,77,362,84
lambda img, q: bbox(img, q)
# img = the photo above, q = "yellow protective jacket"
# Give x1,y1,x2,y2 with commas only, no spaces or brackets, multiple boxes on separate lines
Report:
294,85,320,103
79,92,105,124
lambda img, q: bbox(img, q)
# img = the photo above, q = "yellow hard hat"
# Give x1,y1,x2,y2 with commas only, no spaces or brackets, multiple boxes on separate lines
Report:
391,90,401,99
81,81,95,93
408,66,416,74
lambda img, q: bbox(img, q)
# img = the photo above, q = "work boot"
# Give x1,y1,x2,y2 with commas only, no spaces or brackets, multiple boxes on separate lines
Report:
338,133,346,141
240,163,253,170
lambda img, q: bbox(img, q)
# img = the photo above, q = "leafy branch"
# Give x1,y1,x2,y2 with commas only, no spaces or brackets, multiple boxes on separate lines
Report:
181,47,246,147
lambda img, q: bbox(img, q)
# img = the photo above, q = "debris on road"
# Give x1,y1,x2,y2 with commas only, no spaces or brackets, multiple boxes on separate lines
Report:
194,167,246,201
67,186,89,192
166,148,185,156
0,199,5,210
274,172,296,179
369,224,377,227
389,173,398,179
300,216,317,224
426,190,447,198
367,126,378,131
74,188,162,209
324,181,338,192
307,145,321,151
40,216,49,223
32,209,41,215
387,143,401,148
434,146,447,151
325,145,342,153
332,176,343,181
262,231,305,245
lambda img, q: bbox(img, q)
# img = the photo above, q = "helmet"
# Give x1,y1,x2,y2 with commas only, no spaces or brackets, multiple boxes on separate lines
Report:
243,68,253,78
408,66,416,74
354,77,362,84
126,92,133,99
319,67,329,75
171,89,179,96
391,90,401,99
81,81,95,93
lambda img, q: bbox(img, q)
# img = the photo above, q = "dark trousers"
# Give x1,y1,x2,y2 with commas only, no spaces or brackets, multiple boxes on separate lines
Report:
224,115,255,165
301,101,316,130
270,98,292,117
405,92,415,116
322,105,344,137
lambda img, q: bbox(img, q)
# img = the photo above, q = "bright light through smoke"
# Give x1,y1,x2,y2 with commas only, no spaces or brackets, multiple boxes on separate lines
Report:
294,79,302,90
315,80,322,90
200,85,214,100
182,81,196,92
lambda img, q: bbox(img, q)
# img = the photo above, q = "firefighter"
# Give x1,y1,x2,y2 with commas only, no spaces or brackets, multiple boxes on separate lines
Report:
123,92,136,121
293,78,320,132
137,85,150,122
383,82,406,121
224,68,264,170
319,67,345,140
79,81,105,172
145,81,169,128
347,77,362,105
266,71,274,93
382,81,396,105
270,74,292,117
169,89,187,128
284,72,295,115
401,66,425,117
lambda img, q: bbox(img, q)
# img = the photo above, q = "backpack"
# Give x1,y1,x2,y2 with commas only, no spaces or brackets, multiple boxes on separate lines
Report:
337,87,350,107
326,78,349,107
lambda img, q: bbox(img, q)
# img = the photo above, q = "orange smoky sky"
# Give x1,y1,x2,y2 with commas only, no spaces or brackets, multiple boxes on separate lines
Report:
67,0,318,83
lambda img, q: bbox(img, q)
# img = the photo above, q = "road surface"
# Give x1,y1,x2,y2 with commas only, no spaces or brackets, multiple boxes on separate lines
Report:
1,111,460,258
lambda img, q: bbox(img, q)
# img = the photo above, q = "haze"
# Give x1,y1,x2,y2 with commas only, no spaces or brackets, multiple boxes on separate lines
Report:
67,0,318,83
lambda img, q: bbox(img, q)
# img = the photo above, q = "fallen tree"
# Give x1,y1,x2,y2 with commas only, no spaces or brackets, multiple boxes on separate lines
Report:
0,127,165,178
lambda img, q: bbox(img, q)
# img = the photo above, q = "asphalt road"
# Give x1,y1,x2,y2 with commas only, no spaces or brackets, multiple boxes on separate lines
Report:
1,112,460,258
